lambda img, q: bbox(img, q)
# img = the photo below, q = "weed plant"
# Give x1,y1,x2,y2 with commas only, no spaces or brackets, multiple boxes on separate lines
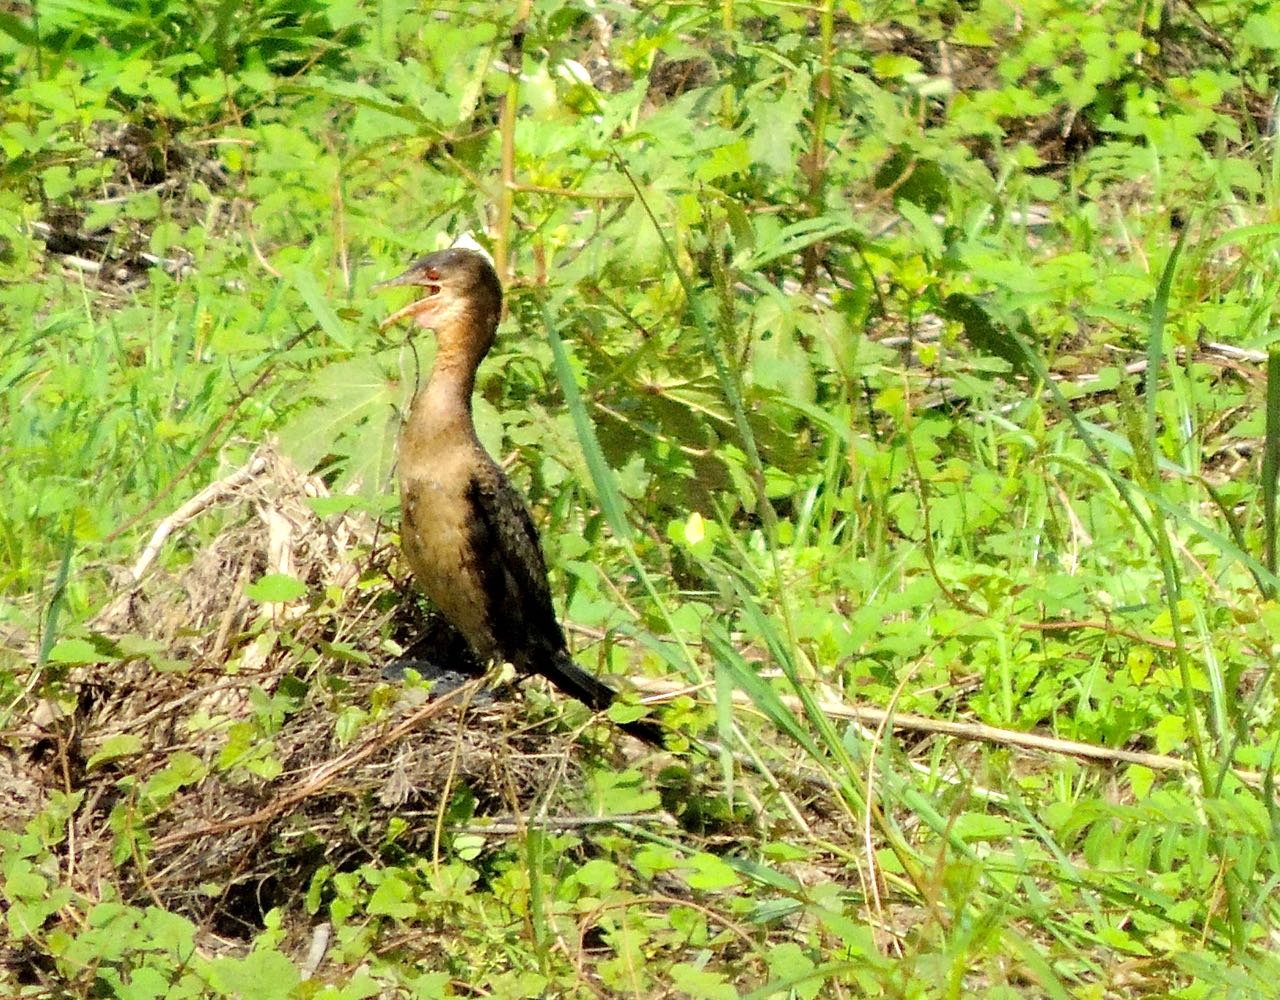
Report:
5,1,1280,996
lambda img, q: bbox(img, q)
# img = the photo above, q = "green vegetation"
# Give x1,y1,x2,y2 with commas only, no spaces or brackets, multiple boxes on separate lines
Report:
6,0,1280,995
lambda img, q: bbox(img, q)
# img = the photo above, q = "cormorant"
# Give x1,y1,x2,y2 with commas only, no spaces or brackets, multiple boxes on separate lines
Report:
377,245,664,747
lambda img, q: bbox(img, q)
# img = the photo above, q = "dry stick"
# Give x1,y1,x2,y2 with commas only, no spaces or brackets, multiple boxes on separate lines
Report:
300,923,332,981
127,455,268,583
327,131,350,291
510,182,631,201
628,676,1262,784
570,617,1180,656
576,894,758,971
152,680,483,850
431,682,481,874
246,213,283,278
104,323,316,546
457,813,676,836
1018,619,1178,650
105,680,253,736
863,657,925,958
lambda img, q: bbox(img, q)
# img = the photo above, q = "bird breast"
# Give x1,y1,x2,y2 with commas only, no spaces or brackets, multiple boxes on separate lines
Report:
398,432,499,662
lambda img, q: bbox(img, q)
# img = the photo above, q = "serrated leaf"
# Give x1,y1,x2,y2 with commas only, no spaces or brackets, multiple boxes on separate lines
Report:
333,405,400,495
305,495,362,517
669,964,738,1000
941,293,1033,379
873,53,921,78
765,941,821,1000
737,215,860,271
696,138,750,182
206,949,300,1000
897,200,944,258
1127,764,1155,799
950,813,1017,842
1243,13,1280,49
142,752,206,801
751,314,815,406
452,833,484,861
115,965,167,1000
115,634,168,660
750,93,804,175
138,907,196,955
472,394,504,460
277,356,399,481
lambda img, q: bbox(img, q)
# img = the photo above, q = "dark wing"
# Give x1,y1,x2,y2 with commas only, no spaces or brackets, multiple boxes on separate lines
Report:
465,462,665,747
464,463,568,668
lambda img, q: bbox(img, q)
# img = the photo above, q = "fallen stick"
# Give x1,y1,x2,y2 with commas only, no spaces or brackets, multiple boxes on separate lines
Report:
128,455,268,584
629,676,1265,786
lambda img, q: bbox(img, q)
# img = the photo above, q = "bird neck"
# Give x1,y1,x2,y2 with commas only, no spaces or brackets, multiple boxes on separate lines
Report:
407,314,495,433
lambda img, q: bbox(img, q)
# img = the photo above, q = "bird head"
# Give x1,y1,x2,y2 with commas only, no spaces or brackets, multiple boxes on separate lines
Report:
375,245,503,337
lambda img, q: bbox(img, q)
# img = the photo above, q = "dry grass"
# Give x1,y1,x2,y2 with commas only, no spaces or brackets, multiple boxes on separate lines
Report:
1,447,598,953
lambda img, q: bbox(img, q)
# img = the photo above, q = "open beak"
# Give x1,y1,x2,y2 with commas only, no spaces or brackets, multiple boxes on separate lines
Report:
374,268,442,330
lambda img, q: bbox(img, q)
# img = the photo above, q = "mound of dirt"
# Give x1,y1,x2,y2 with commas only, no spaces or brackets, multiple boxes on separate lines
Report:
2,447,593,946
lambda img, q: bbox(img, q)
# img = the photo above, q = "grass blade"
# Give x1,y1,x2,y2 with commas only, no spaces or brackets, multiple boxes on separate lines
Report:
1264,346,1280,586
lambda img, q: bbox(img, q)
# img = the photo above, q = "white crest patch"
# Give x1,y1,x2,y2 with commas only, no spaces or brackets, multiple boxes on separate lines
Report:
452,232,495,268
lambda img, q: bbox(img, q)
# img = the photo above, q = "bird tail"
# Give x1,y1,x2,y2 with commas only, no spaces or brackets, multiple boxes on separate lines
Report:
540,650,665,747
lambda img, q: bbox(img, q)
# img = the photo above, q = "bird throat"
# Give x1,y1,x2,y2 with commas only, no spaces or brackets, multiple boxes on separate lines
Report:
407,316,491,428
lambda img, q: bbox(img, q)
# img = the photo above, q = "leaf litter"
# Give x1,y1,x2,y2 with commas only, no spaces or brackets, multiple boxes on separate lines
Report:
1,446,595,949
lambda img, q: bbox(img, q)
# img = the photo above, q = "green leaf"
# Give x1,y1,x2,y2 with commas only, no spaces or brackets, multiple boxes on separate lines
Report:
244,573,307,603
737,215,861,271
206,949,300,1000
47,638,106,664
452,833,484,861
288,268,352,348
686,852,741,890
113,966,167,1000
1127,764,1155,800
765,942,821,1000
574,859,619,895
142,752,206,802
1243,13,1280,49
750,93,804,175
695,138,750,182
940,293,1031,378
276,355,400,493
669,963,739,1000
897,200,944,259
368,872,417,920
404,971,451,999
138,907,196,956
473,394,504,460
873,53,921,78
950,813,1017,842
86,733,144,772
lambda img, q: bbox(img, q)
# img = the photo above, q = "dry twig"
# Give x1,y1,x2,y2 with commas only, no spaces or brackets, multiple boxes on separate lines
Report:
630,676,1262,784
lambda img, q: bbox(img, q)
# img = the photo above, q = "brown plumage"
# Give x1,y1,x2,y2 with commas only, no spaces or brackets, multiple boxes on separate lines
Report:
377,246,663,746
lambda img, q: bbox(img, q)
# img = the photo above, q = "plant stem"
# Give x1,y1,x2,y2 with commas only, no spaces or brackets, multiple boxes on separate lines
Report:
1264,346,1280,587
802,0,835,287
494,0,533,288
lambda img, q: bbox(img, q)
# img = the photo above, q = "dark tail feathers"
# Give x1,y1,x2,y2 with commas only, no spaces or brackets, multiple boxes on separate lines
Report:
537,650,665,747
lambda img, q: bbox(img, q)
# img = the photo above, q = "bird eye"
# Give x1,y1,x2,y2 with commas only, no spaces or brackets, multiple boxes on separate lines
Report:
425,267,441,281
